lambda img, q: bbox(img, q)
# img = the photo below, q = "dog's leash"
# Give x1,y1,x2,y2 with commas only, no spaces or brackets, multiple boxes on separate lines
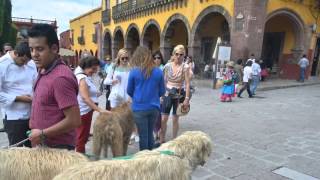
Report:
112,150,176,160
2,138,30,149
85,150,177,160
1,130,31,149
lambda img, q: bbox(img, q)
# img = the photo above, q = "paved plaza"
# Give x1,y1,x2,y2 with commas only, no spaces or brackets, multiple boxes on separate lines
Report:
1,80,320,180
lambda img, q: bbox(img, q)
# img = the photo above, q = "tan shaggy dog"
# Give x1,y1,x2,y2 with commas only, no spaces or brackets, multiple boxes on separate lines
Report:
53,150,191,180
93,102,134,159
155,131,212,170
0,147,89,180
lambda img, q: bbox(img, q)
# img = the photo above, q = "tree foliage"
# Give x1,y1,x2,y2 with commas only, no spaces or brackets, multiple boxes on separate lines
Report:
0,0,16,50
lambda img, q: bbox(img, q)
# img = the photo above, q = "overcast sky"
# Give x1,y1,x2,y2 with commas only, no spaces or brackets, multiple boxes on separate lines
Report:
11,0,100,35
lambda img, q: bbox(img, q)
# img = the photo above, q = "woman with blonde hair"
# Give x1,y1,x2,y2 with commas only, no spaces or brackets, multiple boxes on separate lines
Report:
159,44,191,144
127,46,165,150
103,48,131,108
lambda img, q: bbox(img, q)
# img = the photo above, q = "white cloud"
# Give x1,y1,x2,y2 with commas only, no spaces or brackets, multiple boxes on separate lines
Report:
11,0,101,35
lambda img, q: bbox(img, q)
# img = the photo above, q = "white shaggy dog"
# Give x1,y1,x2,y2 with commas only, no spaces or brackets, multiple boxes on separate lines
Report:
53,150,191,180
0,147,89,180
155,131,212,169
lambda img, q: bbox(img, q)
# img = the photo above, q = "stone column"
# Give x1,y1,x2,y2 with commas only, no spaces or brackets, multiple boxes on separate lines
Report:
231,0,268,60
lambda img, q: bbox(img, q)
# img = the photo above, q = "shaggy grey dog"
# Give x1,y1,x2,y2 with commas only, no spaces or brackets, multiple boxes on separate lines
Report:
0,147,89,180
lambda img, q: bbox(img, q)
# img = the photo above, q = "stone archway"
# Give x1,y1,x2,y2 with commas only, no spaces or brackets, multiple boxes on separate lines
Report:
103,29,112,59
190,5,231,73
125,23,140,55
113,26,125,59
262,8,306,79
141,19,161,52
160,14,191,61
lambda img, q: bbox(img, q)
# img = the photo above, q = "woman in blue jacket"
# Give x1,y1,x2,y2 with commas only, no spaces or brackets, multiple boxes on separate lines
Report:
127,46,165,150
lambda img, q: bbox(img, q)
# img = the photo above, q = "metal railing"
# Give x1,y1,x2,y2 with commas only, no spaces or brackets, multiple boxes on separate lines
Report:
112,0,179,20
92,34,97,44
12,17,57,26
102,9,111,25
77,36,85,45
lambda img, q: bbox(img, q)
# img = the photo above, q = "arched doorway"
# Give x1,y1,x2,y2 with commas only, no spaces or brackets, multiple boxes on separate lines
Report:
103,30,112,59
161,14,190,62
125,24,140,55
141,19,161,52
262,9,305,79
113,27,125,59
190,6,231,74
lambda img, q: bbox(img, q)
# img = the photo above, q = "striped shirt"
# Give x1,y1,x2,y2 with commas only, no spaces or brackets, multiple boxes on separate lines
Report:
30,60,79,147
163,62,189,89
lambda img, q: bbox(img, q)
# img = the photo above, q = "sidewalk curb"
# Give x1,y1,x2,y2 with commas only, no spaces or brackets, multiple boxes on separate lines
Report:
258,82,320,91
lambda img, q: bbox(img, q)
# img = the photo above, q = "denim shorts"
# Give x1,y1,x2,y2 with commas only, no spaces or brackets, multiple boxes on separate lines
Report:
161,95,185,115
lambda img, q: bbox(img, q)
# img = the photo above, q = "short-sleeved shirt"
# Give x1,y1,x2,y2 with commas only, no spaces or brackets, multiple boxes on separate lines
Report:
74,66,99,115
163,62,189,89
30,59,79,147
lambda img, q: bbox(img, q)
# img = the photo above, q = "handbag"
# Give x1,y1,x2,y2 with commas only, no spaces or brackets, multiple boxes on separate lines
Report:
176,83,190,116
215,79,224,89
176,103,190,116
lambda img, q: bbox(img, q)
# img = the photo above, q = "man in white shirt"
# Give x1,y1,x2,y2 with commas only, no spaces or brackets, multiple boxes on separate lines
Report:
0,41,38,147
238,61,253,98
250,60,261,95
298,54,309,82
247,53,256,64
204,64,210,79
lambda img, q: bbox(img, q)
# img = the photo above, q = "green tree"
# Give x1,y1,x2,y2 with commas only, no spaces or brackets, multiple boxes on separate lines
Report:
0,0,16,50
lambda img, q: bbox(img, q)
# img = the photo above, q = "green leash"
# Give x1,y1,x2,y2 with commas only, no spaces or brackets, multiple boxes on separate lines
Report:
86,150,175,160
113,150,175,160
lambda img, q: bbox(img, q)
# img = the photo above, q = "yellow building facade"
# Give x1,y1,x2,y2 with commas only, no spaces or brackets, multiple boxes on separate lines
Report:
70,7,102,61
70,0,320,79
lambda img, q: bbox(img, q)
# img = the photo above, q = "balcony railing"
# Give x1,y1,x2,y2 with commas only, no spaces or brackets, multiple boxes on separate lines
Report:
92,34,97,44
102,9,111,25
112,0,183,22
12,17,57,26
78,36,85,45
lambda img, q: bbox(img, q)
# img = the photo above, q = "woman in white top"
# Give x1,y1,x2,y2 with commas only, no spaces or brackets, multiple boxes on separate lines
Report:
74,56,111,153
103,48,131,108
237,60,253,98
160,45,191,144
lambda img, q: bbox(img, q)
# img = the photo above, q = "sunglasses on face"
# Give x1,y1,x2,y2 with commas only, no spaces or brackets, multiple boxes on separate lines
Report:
154,56,161,60
121,57,129,60
175,53,184,57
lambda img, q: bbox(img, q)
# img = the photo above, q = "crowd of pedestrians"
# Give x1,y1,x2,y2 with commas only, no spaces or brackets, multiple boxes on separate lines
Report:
0,24,194,153
0,23,311,153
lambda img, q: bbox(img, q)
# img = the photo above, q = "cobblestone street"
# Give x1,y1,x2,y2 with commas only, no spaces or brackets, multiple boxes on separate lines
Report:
1,82,320,180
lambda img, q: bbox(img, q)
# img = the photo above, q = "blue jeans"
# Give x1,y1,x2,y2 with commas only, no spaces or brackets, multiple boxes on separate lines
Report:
300,67,306,82
133,109,159,150
250,75,260,94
